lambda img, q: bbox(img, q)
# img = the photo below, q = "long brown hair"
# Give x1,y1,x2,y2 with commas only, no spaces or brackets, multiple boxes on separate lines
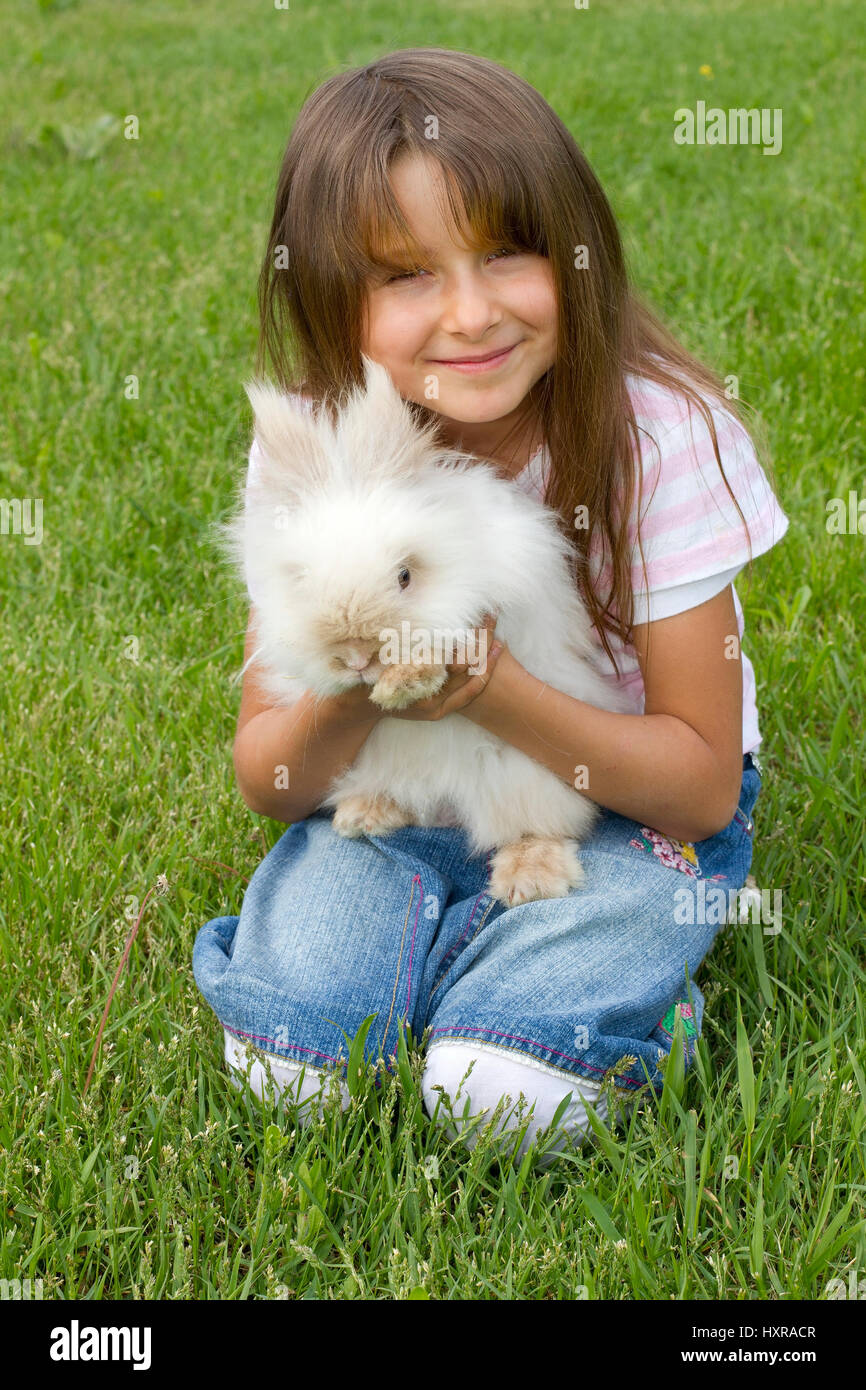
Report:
256,47,760,672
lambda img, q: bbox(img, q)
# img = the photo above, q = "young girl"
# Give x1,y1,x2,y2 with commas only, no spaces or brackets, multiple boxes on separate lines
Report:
193,48,788,1166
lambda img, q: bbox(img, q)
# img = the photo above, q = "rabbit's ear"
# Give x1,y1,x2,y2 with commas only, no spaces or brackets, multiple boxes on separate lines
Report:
359,353,396,397
357,354,411,425
244,380,331,493
336,354,439,481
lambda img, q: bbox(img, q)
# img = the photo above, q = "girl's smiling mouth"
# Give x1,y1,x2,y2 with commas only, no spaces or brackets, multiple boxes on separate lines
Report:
428,342,520,373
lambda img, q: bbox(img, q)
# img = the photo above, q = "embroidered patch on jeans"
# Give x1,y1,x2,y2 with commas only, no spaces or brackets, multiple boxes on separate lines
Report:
658,1000,698,1040
629,826,701,877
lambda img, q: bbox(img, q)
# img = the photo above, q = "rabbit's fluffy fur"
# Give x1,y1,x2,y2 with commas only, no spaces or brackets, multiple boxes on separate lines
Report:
221,355,627,905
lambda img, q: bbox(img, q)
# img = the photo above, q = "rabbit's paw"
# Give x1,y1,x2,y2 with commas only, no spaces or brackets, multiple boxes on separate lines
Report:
489,836,585,906
370,662,449,711
332,792,412,838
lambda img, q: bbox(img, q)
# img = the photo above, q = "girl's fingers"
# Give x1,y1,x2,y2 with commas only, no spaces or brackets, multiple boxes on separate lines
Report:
391,672,470,719
445,612,499,675
439,659,499,716
392,643,503,720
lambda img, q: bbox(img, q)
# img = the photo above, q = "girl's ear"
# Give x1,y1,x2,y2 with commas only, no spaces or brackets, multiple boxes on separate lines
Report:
243,380,331,493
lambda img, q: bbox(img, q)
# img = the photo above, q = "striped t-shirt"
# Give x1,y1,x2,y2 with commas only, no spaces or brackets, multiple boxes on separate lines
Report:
243,372,788,754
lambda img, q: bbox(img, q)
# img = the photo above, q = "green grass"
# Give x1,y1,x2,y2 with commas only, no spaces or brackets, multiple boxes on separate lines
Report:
1,0,864,1300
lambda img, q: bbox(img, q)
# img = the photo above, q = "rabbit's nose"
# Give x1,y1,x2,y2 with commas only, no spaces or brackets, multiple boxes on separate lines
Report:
343,649,372,672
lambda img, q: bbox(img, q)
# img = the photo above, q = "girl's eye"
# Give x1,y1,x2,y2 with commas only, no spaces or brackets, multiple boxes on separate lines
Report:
386,249,518,283
397,566,411,589
387,267,425,284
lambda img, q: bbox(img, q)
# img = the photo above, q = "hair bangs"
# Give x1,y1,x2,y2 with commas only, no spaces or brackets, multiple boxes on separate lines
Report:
353,145,547,284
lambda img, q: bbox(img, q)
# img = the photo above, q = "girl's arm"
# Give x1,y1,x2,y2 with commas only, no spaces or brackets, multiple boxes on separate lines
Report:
232,612,384,823
431,586,744,844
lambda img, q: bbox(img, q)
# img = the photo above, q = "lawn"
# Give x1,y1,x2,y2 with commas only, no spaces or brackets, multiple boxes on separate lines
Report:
0,0,864,1300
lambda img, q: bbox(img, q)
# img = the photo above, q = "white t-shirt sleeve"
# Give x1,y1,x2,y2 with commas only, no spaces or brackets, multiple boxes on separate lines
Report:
246,434,263,488
637,563,744,624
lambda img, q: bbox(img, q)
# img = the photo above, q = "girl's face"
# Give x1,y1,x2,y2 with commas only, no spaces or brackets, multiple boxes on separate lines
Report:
361,154,557,458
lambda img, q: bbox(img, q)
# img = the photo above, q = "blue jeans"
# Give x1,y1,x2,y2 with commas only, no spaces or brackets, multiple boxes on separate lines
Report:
193,756,761,1136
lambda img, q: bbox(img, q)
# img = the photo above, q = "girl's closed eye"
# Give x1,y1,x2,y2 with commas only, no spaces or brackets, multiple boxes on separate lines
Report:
386,267,424,284
386,247,521,283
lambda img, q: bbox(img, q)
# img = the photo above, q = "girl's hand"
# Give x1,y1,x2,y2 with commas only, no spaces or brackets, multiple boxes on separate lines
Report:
320,681,388,729
390,612,504,721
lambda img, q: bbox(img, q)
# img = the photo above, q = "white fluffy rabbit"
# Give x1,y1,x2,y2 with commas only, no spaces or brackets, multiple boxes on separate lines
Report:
222,355,627,906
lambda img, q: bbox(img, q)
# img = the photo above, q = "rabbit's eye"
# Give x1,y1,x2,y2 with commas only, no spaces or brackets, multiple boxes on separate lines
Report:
398,566,411,590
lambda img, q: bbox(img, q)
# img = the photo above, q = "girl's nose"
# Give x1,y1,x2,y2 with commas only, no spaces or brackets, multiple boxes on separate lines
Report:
439,271,503,338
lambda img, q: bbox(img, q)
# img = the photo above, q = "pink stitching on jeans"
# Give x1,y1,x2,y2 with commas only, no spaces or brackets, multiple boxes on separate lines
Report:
223,1024,343,1067
429,1026,649,1091
229,872,425,1070
427,1023,640,1084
